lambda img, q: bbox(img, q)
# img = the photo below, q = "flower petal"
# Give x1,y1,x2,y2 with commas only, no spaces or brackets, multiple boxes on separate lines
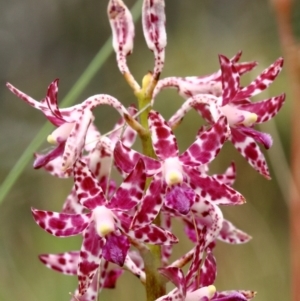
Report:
186,167,245,205
31,208,90,237
78,221,105,296
114,141,161,175
62,186,85,214
200,249,217,287
158,267,186,298
230,128,270,179
149,110,179,160
212,162,236,187
108,0,135,74
39,251,79,275
102,232,130,266
74,160,107,210
108,159,146,211
218,219,252,244
179,116,228,167
33,143,65,169
219,55,240,106
62,109,93,170
236,94,285,124
130,224,178,245
238,126,272,149
234,57,283,100
131,174,164,227
165,184,195,215
142,0,167,77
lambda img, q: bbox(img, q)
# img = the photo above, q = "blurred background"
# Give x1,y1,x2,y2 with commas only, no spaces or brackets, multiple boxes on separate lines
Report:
0,0,296,300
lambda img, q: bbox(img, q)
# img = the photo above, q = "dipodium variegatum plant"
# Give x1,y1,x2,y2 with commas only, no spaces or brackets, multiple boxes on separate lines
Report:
6,1,285,301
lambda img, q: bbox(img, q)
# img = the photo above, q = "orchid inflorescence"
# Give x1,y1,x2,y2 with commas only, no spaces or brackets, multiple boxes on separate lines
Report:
7,1,285,301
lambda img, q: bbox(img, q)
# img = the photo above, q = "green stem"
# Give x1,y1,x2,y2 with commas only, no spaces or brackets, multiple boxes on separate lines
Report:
0,0,143,205
136,73,166,301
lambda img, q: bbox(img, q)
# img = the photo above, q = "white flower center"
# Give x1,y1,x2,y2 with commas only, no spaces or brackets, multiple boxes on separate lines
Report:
185,285,216,301
163,157,183,186
221,104,257,127
93,206,116,237
47,122,75,144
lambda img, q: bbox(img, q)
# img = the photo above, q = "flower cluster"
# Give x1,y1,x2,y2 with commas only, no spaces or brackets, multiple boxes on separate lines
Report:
7,0,285,300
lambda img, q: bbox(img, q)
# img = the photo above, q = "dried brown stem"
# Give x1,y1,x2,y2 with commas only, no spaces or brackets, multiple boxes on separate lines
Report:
270,0,300,300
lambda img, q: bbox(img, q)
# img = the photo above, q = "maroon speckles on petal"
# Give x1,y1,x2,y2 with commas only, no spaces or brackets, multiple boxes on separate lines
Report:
244,144,258,161
149,110,179,160
49,218,66,230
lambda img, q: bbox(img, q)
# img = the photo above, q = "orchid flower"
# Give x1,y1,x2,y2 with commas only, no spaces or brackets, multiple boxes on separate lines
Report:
7,79,130,171
114,110,245,230
32,159,177,296
167,55,285,178
157,242,255,301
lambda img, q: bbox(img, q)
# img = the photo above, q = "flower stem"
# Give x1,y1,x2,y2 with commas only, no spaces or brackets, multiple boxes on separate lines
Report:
135,73,166,301
270,0,300,300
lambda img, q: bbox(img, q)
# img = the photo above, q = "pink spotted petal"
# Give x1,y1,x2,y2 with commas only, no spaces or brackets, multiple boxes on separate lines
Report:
33,142,65,169
39,251,79,275
212,162,236,187
113,211,132,232
128,250,144,270
168,94,221,128
73,261,123,300
234,60,258,76
159,267,186,298
6,81,64,126
108,0,135,74
72,271,100,301
200,249,217,287
87,138,113,180
234,57,284,100
34,152,73,178
186,239,206,284
74,160,106,210
130,224,178,245
152,77,222,105
219,55,240,106
131,174,164,227
230,128,270,179
237,93,285,124
124,253,145,280
179,116,227,167
62,186,85,214
161,213,172,266
31,208,91,237
149,110,179,160
142,0,166,77
78,221,105,296
190,197,224,245
185,167,245,205
84,123,101,152
114,141,161,175
98,177,117,199
238,126,272,149
103,268,124,288
44,79,63,121
62,109,93,170
218,219,252,244
102,232,130,266
212,290,256,301
230,51,257,76
108,159,146,211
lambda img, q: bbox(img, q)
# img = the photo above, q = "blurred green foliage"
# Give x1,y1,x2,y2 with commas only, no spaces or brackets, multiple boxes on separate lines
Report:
0,0,297,300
